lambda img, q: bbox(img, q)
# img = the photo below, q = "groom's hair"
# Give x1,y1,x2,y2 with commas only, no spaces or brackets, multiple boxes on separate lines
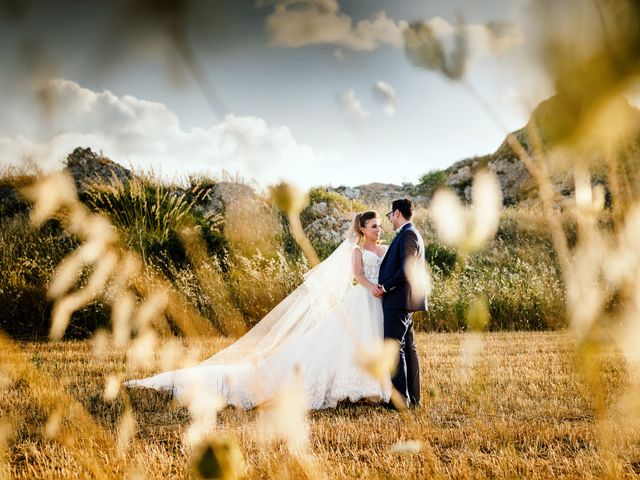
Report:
392,199,414,220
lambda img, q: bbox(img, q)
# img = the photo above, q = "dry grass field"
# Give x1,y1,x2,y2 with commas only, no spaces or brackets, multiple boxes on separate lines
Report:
3,3,640,479
2,331,639,479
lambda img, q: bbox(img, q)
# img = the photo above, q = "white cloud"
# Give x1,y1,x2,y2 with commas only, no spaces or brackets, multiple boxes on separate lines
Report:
372,81,397,116
340,89,369,120
264,2,524,58
265,0,407,51
0,79,337,188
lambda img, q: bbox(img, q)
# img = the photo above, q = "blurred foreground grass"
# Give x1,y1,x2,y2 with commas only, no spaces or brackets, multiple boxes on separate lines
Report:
2,332,639,479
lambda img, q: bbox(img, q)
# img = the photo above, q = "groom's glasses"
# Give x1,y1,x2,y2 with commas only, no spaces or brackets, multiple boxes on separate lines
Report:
385,210,394,219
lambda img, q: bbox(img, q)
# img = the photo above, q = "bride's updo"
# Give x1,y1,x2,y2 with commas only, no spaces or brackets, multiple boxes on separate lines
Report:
351,211,378,245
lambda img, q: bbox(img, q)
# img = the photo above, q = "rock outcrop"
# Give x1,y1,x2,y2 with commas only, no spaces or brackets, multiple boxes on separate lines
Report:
194,181,260,218
323,95,640,208
62,148,268,223
443,95,640,205
331,183,427,207
65,147,133,194
304,215,352,246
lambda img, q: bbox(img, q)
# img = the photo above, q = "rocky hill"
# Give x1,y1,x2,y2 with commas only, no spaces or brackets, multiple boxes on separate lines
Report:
65,148,133,194
328,95,640,207
441,95,640,205
330,183,427,208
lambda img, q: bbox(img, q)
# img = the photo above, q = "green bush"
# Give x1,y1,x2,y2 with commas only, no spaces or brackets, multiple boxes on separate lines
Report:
84,176,229,266
416,169,448,196
307,187,367,211
425,242,457,275
417,207,566,332
0,174,34,218
83,178,194,261
278,211,304,259
0,214,111,339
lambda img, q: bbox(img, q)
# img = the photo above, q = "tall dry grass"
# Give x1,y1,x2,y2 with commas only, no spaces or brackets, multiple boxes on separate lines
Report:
2,332,640,479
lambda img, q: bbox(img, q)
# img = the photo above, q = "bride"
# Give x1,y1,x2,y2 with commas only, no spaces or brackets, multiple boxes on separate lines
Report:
126,211,391,409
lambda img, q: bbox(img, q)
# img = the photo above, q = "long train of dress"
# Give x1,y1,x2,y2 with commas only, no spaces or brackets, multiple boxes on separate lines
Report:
126,248,391,409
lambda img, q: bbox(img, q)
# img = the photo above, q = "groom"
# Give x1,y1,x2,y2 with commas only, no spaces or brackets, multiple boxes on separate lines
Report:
373,198,427,409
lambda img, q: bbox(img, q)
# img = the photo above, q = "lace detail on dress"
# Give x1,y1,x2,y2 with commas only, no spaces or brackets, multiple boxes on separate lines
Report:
360,247,387,284
306,366,390,409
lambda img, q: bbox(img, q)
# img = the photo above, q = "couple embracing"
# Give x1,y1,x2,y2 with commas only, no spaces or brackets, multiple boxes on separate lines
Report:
127,199,427,411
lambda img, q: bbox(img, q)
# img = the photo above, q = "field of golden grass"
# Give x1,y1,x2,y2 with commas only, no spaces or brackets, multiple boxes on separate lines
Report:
2,331,639,479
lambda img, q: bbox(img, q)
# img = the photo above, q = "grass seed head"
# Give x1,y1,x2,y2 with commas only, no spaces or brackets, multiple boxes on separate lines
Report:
258,366,310,454
356,338,399,382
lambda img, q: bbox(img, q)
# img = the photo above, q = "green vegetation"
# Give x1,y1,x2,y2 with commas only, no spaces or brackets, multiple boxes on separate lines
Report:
0,214,112,339
301,187,367,224
83,176,227,266
308,187,367,210
417,206,566,331
0,169,571,339
415,169,448,196
0,172,302,339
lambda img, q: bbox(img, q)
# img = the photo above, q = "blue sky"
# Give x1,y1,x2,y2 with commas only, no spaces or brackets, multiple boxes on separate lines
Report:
0,0,557,188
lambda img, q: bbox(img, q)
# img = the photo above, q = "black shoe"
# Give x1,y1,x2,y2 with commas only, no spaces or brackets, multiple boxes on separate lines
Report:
381,401,399,411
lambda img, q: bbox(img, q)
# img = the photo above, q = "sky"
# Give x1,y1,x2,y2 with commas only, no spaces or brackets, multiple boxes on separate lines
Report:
0,0,558,189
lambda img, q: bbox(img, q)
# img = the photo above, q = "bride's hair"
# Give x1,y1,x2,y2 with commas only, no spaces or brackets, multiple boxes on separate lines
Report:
351,211,378,245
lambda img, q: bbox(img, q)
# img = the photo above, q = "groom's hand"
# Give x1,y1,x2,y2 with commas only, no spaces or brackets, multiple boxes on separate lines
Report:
372,285,384,298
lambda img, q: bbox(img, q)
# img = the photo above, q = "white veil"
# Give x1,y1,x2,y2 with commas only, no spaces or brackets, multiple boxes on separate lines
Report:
201,232,358,365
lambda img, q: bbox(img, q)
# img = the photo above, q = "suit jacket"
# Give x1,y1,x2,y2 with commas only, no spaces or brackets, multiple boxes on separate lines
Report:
378,222,427,311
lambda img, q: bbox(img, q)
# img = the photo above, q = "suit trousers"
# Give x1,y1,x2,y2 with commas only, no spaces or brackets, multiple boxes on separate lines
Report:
383,308,421,406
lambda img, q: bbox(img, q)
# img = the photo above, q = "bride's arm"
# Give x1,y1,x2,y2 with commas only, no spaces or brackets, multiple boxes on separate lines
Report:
352,248,378,291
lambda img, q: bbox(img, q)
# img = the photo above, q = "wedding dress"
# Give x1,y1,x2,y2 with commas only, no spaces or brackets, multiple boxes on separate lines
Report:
126,236,391,409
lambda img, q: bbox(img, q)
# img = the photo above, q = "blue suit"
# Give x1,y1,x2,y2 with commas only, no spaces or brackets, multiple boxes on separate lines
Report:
378,222,427,407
